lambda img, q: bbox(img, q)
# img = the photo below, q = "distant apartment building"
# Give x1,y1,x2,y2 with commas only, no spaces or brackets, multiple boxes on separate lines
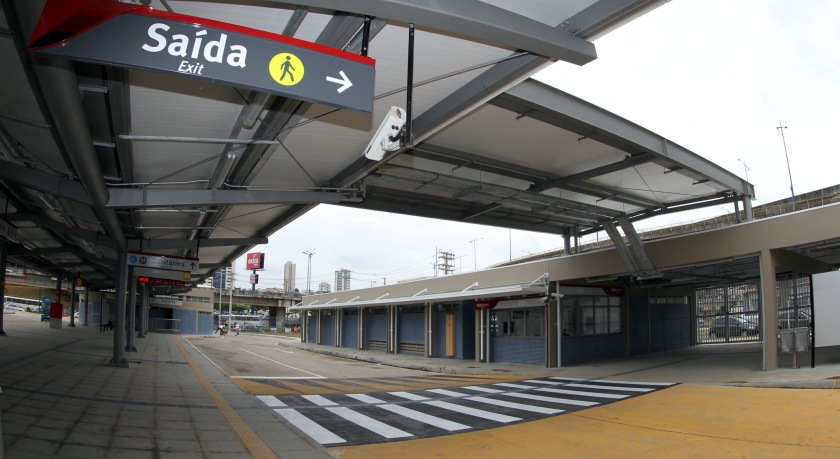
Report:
284,261,296,292
318,281,331,293
335,268,351,292
205,266,234,289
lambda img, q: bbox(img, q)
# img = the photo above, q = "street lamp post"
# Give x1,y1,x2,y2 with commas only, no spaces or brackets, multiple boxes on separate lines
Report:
302,249,315,294
469,237,483,271
776,121,796,210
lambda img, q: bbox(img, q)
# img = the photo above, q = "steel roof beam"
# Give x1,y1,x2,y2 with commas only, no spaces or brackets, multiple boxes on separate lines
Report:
0,160,91,205
495,80,755,198
106,189,358,208
272,0,596,63
6,213,115,249
562,0,670,41
126,237,268,252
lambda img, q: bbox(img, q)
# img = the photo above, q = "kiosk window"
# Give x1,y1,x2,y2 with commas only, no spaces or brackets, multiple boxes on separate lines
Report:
562,295,622,337
491,308,543,337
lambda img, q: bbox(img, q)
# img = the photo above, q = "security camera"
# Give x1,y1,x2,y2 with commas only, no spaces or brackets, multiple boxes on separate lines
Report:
364,106,406,161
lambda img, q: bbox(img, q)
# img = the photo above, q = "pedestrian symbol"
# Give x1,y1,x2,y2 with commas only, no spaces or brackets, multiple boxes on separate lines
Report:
269,52,304,86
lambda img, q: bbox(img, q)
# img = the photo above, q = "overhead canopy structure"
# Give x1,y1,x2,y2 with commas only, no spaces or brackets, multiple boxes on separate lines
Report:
0,0,755,293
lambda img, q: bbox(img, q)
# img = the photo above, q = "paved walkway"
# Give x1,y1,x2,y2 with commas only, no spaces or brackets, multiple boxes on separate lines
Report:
2,311,839,458
0,313,330,459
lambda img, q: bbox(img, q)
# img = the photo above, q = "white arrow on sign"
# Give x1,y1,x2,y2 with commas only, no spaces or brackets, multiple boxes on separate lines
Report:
326,70,353,93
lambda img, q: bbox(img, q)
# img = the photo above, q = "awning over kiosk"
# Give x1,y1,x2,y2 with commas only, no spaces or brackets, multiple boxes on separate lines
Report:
297,281,547,311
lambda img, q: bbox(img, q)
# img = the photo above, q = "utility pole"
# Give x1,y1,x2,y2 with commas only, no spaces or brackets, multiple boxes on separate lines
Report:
776,121,796,210
469,237,483,270
302,249,315,294
437,250,454,275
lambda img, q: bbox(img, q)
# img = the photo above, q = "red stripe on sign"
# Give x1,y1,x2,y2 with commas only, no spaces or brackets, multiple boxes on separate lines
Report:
29,0,375,68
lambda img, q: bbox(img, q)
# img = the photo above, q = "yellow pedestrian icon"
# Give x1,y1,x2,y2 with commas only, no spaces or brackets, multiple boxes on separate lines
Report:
269,53,304,86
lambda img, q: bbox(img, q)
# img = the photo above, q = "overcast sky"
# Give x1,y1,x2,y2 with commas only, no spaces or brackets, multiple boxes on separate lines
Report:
229,0,840,292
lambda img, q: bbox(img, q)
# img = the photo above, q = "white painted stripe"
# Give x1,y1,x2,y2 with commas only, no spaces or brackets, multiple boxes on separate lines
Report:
256,395,287,407
389,391,430,401
467,396,563,415
274,409,345,445
524,379,564,386
534,387,628,399
427,388,468,397
565,383,653,392
548,377,673,387
231,376,326,380
462,386,504,394
378,404,471,431
302,395,338,406
346,393,384,404
494,382,536,390
424,400,520,423
238,348,324,378
590,379,674,386
346,393,470,431
503,392,599,407
326,407,413,439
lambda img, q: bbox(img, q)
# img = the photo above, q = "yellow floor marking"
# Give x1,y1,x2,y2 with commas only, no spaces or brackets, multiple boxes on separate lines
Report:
233,378,298,395
173,337,277,459
268,379,345,395
238,374,531,396
329,384,840,459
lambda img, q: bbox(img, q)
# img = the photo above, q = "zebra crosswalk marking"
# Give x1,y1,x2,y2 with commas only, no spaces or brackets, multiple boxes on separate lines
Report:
261,376,678,447
494,382,536,390
427,388,469,397
274,408,346,445
564,383,654,392
302,394,338,406
533,386,629,399
424,400,521,423
256,395,287,407
467,396,563,415
462,385,504,394
389,391,430,401
549,377,675,386
502,391,599,407
326,406,413,439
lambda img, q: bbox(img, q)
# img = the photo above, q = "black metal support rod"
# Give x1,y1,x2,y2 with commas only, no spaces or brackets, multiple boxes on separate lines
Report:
405,23,414,147
69,274,77,327
809,275,815,368
362,16,371,57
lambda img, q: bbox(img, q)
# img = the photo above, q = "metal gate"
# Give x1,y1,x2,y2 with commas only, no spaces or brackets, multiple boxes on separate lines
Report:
695,274,813,344
696,281,760,344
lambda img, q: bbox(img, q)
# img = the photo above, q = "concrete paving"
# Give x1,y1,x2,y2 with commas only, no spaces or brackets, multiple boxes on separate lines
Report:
1,311,839,458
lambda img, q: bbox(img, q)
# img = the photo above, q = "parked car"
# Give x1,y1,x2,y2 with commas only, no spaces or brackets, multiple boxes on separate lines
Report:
777,309,811,330
708,315,759,338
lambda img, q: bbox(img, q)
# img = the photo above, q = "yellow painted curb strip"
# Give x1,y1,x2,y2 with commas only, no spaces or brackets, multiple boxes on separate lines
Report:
173,336,277,459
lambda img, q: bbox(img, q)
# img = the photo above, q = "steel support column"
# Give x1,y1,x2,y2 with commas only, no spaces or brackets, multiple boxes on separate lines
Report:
759,249,779,371
125,266,137,352
110,252,129,367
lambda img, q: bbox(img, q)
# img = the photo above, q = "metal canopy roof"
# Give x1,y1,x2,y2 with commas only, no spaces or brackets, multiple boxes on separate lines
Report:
299,282,548,310
0,0,754,293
